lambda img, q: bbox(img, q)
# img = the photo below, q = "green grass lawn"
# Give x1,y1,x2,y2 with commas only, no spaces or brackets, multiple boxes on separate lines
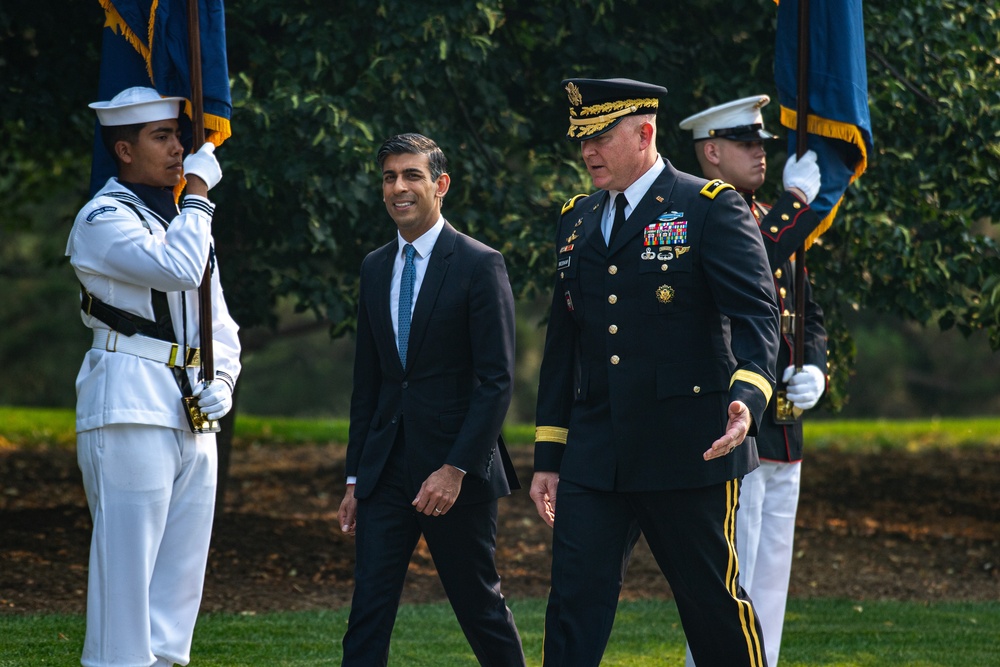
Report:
1,599,997,666
6,406,1000,451
3,408,999,665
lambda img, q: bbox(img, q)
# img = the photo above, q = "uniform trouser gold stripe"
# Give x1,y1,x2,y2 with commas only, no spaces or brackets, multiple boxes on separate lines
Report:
726,478,765,667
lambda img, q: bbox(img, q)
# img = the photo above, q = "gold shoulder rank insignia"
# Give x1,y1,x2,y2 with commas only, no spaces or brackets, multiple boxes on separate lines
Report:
561,194,587,215
699,179,735,200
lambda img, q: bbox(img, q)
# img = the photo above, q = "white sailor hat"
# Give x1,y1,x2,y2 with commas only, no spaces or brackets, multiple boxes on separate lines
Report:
88,87,185,127
678,94,777,142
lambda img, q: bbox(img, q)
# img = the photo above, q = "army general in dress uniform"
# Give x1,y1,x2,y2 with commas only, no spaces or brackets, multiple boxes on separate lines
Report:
529,78,780,667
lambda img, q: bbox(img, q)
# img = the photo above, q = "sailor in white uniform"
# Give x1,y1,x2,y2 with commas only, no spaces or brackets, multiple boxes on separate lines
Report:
67,86,241,667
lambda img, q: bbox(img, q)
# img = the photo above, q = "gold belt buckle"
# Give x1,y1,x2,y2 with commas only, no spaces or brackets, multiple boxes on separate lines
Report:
167,344,200,368
167,343,180,367
104,330,119,352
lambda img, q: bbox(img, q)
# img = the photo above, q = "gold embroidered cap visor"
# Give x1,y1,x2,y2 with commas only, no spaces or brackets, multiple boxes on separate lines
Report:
562,77,667,142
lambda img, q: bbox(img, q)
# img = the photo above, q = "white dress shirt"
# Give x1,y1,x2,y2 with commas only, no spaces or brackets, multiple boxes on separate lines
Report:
390,216,445,344
601,156,666,244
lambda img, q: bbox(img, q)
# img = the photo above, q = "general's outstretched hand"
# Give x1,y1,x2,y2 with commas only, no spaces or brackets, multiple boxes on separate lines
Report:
703,400,751,460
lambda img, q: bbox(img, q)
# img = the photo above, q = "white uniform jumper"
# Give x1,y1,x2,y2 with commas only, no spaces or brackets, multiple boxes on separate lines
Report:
67,178,241,667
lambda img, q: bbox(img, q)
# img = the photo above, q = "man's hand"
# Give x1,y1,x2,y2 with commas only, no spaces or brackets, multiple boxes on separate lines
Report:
704,400,751,460
412,465,465,516
338,485,357,535
192,380,233,420
782,149,821,204
529,472,559,527
183,142,223,192
783,364,826,410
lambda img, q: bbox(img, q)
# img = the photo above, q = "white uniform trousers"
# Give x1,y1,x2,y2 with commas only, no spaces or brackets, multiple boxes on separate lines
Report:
77,423,217,667
685,460,801,667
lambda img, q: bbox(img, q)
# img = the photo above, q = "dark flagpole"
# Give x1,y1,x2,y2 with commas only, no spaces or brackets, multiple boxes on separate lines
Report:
181,0,222,433
187,0,214,387
793,0,810,375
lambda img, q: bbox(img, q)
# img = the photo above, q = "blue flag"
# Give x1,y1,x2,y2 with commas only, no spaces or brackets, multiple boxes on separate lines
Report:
774,0,873,248
91,0,232,194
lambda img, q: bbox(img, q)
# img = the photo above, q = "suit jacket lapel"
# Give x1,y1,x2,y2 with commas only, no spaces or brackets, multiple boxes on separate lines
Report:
405,221,457,369
369,241,401,373
608,161,680,256
581,192,609,254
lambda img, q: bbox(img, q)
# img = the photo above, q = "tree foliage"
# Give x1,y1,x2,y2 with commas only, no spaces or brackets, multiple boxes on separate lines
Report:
1,0,998,411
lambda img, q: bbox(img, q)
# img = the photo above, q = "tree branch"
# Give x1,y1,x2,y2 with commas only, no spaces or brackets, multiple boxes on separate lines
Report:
866,46,937,107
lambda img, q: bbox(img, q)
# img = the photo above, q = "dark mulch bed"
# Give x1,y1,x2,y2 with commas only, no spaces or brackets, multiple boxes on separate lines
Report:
2,441,998,615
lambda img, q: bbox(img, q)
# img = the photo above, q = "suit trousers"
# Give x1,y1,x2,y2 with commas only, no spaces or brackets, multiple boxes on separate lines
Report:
341,438,524,667
543,479,767,667
77,423,217,667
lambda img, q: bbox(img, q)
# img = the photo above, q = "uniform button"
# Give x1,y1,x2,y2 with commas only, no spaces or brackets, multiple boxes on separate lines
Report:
781,214,790,221
610,355,620,365
774,268,783,279
793,202,802,209
608,294,618,304
608,265,618,275
609,324,618,334
661,264,668,271
770,226,779,233
391,415,398,424
779,287,787,298
402,381,408,389
560,272,565,279
693,386,701,394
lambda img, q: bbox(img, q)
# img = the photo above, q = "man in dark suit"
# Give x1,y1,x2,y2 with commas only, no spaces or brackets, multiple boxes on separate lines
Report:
530,78,780,666
337,133,525,667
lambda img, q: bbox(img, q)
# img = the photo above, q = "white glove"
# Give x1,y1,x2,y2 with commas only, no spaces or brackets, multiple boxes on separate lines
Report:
782,149,821,204
183,142,223,190
193,380,233,420
781,364,826,410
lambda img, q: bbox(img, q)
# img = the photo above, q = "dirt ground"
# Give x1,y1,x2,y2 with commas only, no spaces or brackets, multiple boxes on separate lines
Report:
1,441,998,615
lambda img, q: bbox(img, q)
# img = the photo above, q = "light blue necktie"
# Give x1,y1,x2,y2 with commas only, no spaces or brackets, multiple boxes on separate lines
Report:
398,243,416,367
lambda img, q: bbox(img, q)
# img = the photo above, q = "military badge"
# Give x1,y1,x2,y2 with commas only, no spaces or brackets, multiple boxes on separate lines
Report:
566,230,579,244
654,216,688,246
675,246,691,256
656,284,675,304
560,244,575,254
565,82,583,107
86,206,118,222
644,218,688,249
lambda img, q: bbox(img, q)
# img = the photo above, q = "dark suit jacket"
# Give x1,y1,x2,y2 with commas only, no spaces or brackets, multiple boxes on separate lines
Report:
534,160,779,491
346,221,519,505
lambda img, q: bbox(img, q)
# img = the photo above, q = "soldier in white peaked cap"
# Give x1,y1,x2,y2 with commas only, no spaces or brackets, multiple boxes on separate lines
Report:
681,94,828,667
